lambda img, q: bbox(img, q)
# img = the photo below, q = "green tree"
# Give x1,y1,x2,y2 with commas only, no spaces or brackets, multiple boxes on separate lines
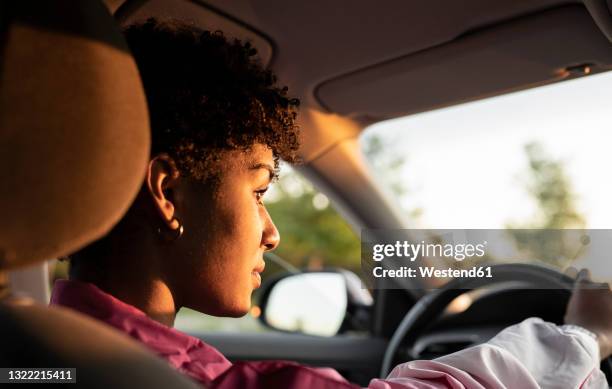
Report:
506,142,585,267
362,134,422,220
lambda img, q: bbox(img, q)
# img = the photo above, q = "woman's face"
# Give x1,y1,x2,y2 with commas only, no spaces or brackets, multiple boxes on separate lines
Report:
168,144,279,317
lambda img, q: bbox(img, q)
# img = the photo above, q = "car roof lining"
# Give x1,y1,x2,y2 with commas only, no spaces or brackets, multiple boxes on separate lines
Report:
109,1,610,106
112,0,275,66
197,0,607,115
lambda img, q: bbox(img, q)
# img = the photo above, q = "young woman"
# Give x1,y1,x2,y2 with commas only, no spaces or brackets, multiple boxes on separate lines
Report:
51,19,612,388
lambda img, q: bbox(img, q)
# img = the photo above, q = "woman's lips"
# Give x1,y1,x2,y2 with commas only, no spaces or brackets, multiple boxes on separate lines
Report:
252,260,265,289
252,271,262,288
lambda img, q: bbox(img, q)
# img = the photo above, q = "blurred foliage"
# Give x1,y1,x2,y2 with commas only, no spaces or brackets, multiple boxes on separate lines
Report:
518,142,585,229
362,135,409,198
266,170,361,273
362,135,422,220
506,142,586,267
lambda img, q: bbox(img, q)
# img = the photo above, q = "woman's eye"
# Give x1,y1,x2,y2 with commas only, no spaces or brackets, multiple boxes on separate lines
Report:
255,188,268,204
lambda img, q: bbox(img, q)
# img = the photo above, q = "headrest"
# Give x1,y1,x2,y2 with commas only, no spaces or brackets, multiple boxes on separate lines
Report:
0,0,150,269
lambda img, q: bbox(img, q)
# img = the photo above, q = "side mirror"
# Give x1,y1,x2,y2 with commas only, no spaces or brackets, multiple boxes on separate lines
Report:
258,270,372,337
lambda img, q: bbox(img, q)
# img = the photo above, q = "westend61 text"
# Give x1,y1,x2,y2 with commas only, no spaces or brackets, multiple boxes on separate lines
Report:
373,266,493,279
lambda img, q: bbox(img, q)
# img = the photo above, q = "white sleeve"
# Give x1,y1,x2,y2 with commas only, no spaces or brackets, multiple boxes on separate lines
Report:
369,318,607,389
481,318,606,388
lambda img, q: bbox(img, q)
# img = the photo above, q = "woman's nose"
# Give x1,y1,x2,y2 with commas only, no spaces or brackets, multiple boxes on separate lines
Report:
262,208,280,251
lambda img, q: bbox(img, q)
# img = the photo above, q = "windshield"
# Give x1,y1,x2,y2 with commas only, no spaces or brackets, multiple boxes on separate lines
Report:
360,71,612,282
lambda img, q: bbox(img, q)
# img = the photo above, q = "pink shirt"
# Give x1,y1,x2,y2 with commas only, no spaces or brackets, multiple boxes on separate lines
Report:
50,280,606,388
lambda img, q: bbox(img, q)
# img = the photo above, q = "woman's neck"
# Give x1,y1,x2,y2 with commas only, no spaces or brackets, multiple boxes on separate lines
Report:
71,257,179,328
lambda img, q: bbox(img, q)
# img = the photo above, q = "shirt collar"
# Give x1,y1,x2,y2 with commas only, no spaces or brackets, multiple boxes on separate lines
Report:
51,279,231,383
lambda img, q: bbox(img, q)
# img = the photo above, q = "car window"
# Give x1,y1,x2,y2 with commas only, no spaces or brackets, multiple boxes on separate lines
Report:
360,70,612,283
174,165,361,334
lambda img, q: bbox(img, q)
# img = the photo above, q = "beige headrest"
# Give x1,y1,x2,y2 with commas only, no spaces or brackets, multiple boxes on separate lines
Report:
0,0,150,269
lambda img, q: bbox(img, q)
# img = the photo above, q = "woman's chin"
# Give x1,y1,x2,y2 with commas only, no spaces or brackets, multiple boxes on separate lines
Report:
187,297,251,318
215,297,252,317
220,304,251,318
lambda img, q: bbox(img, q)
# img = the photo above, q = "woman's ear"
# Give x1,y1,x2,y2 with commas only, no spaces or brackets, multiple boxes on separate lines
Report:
146,154,181,230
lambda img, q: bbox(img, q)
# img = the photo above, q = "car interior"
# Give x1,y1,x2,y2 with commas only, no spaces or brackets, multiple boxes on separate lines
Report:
2,0,612,387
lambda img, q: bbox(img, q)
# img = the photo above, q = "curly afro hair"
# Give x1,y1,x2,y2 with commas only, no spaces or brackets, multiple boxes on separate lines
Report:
123,18,300,181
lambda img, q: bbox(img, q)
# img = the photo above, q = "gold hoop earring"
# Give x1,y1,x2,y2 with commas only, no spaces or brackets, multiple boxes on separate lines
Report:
157,217,184,242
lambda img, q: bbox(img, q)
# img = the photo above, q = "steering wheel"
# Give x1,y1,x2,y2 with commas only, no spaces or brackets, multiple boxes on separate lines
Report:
380,263,612,384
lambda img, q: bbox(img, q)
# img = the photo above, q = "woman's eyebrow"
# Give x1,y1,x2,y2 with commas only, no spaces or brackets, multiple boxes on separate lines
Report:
248,162,276,181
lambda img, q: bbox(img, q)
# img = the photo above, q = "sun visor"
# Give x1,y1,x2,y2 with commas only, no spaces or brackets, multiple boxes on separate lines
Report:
316,5,612,120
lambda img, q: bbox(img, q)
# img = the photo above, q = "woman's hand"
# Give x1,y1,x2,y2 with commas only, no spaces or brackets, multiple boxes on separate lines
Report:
564,269,612,359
